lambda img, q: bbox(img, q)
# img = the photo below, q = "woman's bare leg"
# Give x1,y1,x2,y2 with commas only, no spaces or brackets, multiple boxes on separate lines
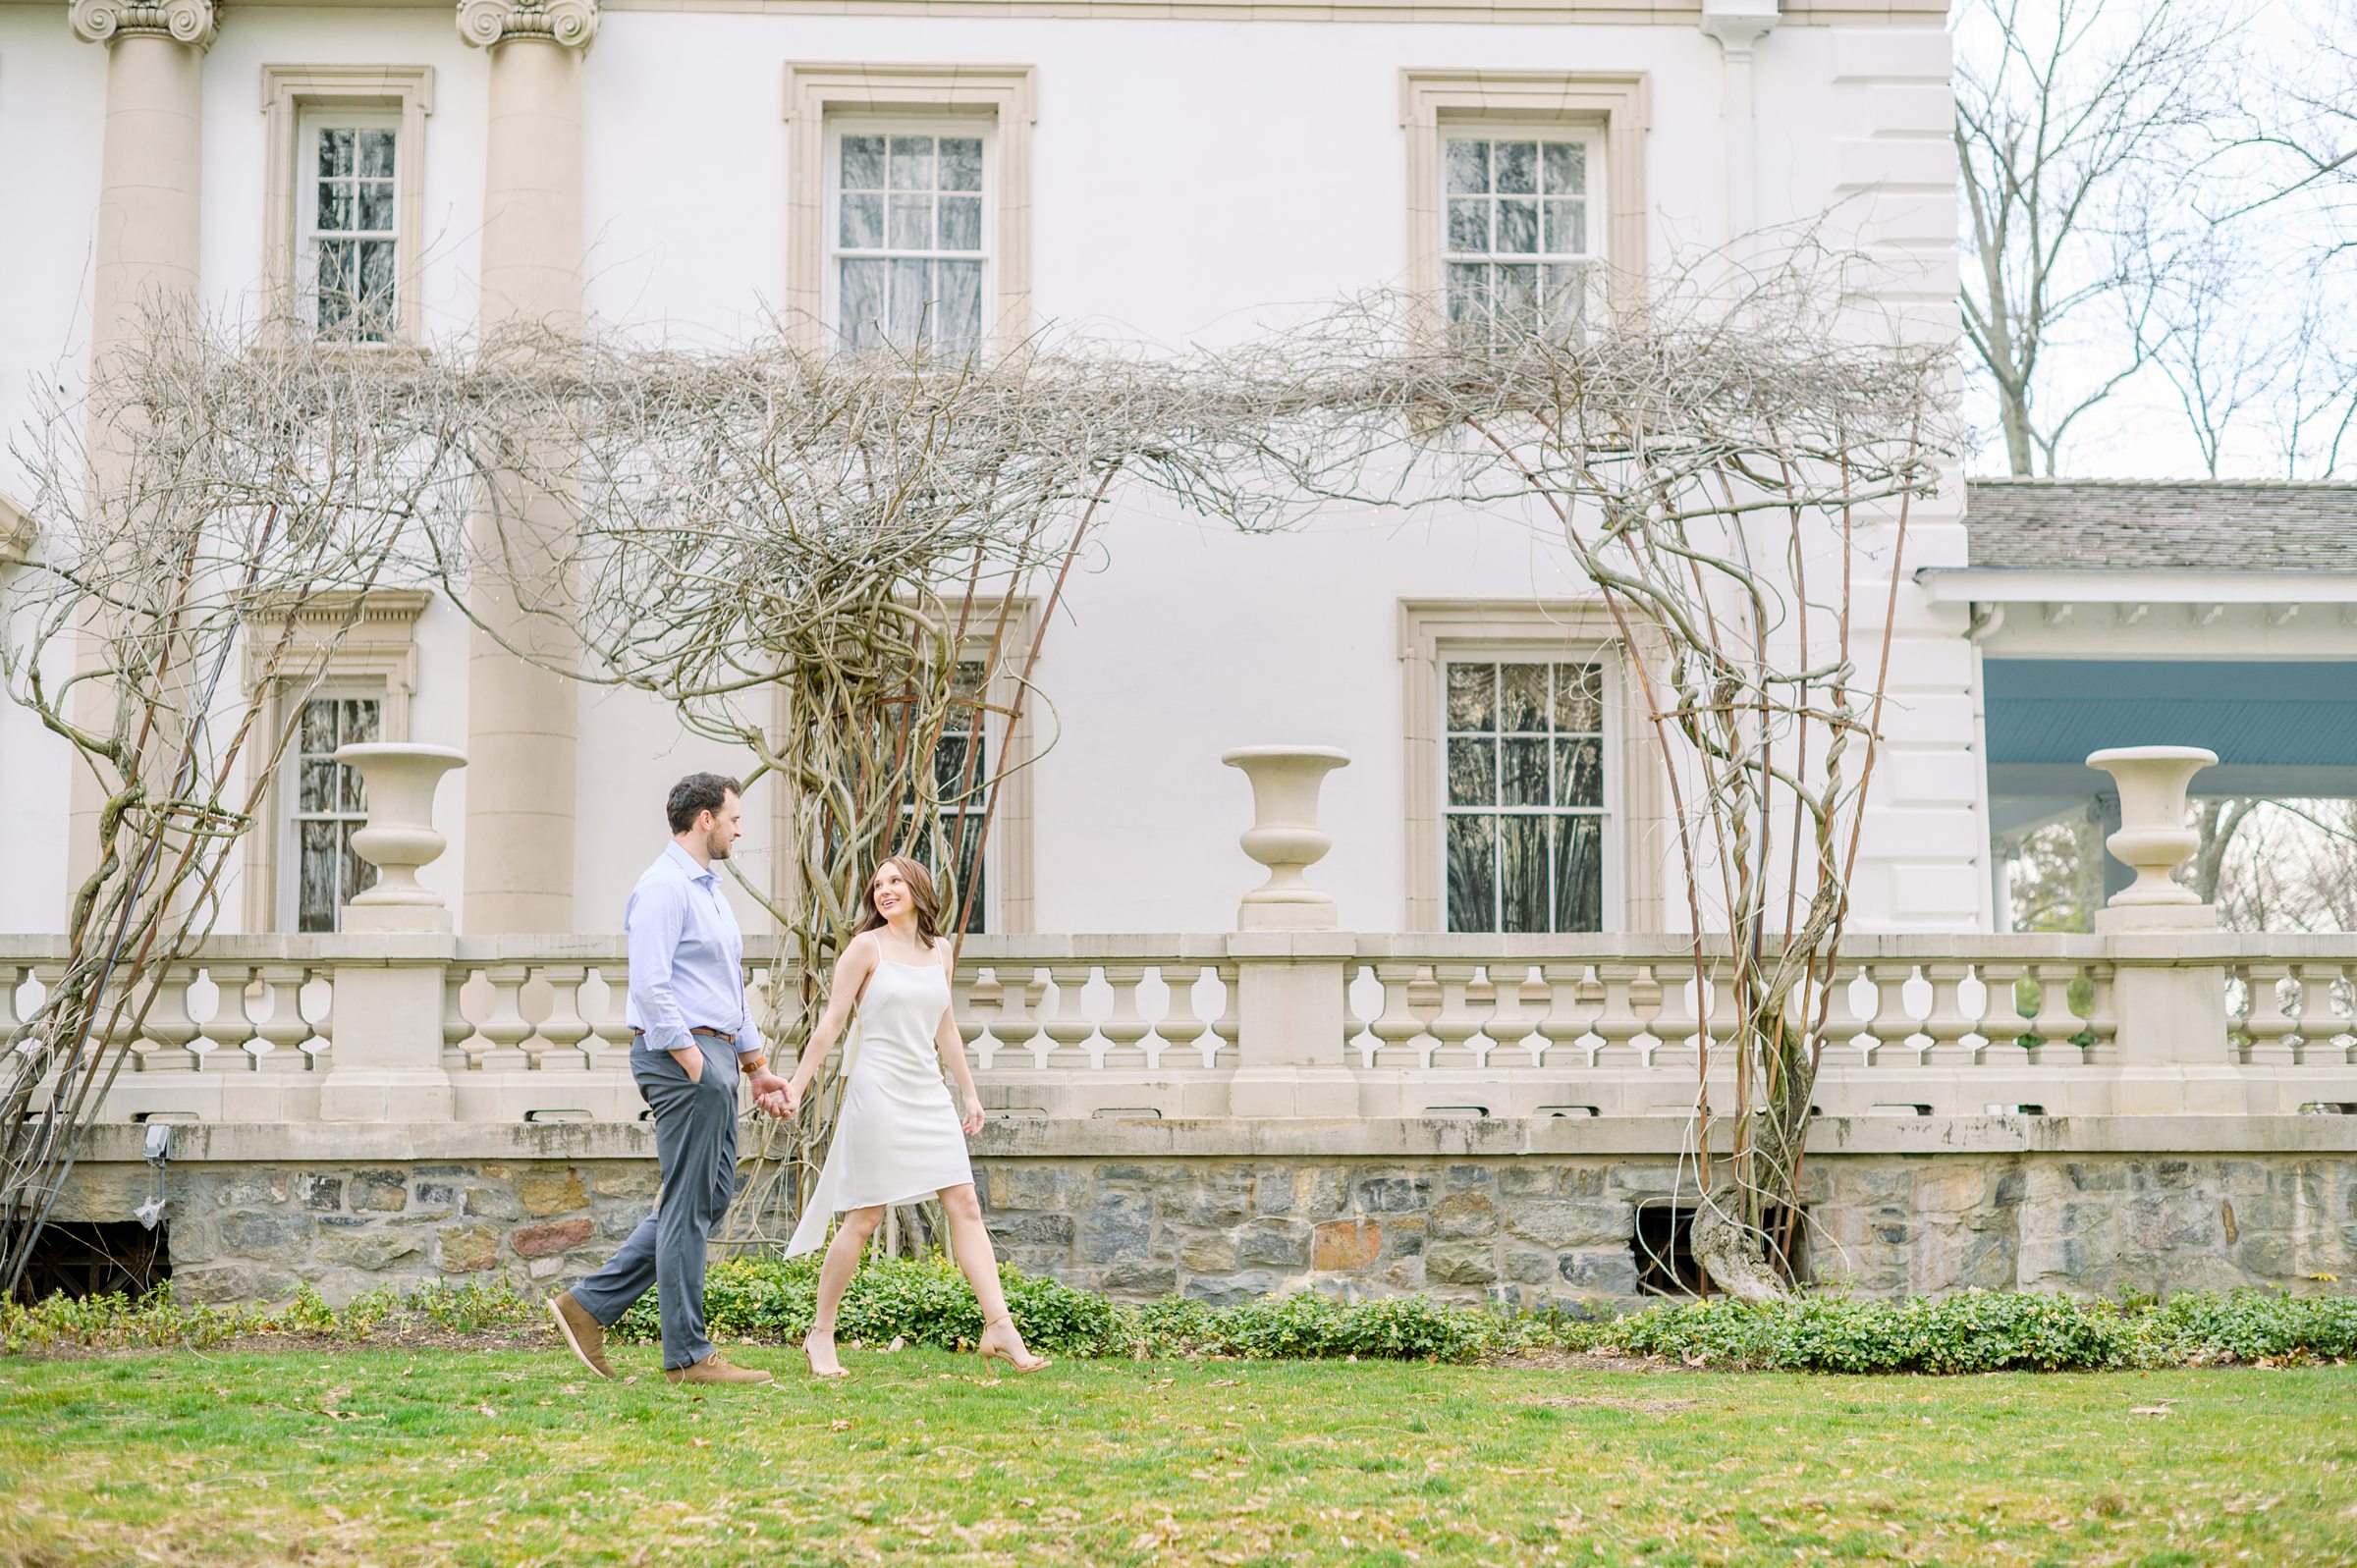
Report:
806,1205,884,1375
938,1183,1041,1365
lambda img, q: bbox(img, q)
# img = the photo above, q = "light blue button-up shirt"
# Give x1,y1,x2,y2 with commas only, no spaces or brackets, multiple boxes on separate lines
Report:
626,842,764,1057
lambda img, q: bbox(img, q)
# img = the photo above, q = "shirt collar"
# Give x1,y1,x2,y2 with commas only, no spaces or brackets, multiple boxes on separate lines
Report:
663,840,717,887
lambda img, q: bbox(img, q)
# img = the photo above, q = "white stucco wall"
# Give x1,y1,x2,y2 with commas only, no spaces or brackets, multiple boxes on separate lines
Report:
0,5,1975,938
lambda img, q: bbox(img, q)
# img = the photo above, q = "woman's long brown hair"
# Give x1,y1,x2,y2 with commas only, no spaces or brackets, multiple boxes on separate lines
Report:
852,854,947,946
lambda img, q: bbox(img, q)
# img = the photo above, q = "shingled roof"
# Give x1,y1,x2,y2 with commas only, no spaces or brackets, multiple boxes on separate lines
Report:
1961,479,2357,572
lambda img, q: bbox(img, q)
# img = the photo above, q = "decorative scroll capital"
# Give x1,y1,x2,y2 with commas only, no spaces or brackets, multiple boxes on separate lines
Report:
69,0,219,49
456,0,599,50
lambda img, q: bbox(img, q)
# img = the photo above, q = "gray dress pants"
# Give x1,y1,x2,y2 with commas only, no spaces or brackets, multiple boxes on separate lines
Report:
568,1035,740,1370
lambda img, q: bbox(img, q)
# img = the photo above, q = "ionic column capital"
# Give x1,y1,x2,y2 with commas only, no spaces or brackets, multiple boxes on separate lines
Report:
456,0,600,50
69,0,219,49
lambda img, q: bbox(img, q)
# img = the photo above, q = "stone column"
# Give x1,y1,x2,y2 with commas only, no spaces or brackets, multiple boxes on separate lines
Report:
455,0,597,933
64,0,219,896
1699,0,1778,248
1221,748,1359,1118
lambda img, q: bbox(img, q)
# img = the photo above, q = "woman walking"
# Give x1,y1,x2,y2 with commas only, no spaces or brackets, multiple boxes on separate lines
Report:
773,855,1048,1379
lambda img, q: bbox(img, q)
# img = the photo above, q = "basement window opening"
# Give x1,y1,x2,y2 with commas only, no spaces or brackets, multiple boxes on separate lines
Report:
1632,1201,1807,1298
9,1220,170,1304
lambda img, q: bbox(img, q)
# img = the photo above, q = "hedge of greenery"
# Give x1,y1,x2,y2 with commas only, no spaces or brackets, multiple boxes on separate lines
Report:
7,1255,2352,1373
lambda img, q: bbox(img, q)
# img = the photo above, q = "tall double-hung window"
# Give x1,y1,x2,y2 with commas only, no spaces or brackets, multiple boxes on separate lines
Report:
301,115,402,342
1444,660,1610,933
826,125,990,351
1440,130,1603,344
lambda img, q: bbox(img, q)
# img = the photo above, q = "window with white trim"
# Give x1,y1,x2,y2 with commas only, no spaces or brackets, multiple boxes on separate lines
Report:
1444,660,1610,933
1441,130,1602,345
301,114,401,342
284,693,381,933
825,122,990,351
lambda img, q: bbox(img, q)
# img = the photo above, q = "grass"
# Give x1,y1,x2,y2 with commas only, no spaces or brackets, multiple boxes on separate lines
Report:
2,1343,2353,1566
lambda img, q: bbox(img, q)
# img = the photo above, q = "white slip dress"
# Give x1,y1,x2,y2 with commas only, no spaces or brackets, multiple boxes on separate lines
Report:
784,953,973,1256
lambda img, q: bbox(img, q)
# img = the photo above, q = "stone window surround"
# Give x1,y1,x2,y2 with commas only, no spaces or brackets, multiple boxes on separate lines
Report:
1400,70,1650,325
768,597,1040,935
241,588,430,934
260,64,435,346
783,62,1036,354
1398,599,1668,935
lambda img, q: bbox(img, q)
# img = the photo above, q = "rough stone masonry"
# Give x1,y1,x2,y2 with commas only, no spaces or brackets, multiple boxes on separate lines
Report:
43,1119,2357,1309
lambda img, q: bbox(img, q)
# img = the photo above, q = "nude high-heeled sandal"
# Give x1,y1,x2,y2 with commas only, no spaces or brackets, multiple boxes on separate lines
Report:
802,1331,851,1379
977,1316,1050,1375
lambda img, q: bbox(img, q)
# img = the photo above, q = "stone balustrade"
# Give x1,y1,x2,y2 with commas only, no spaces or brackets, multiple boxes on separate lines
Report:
9,930,2353,1127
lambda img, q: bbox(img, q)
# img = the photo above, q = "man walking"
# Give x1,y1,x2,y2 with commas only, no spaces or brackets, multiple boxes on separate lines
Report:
548,774,791,1385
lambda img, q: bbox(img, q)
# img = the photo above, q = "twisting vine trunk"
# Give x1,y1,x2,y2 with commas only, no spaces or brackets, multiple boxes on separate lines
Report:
1217,254,1954,1295
0,306,480,1295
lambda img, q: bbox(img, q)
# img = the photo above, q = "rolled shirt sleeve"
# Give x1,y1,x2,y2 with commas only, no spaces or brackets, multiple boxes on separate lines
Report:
625,878,693,1057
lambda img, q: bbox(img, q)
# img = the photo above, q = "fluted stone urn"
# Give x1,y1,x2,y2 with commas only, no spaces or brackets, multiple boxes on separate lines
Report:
333,742,467,932
2087,745,2218,930
1222,745,1349,931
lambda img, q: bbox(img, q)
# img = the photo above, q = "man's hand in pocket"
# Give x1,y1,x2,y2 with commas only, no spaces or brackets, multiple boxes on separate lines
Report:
669,1046,704,1084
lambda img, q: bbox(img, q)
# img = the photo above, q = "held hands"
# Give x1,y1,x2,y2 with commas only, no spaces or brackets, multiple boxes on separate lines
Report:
747,1068,792,1118
960,1096,985,1137
753,1076,805,1120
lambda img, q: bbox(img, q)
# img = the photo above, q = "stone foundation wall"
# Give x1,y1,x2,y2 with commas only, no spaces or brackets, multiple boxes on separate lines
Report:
45,1120,2357,1309
52,1156,659,1305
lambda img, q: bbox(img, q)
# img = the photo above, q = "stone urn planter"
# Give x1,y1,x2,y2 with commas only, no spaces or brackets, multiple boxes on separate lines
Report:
2086,745,2217,907
1222,745,1349,931
333,742,467,925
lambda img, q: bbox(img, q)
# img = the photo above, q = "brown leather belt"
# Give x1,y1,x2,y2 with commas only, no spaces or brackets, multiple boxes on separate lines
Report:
632,1027,737,1042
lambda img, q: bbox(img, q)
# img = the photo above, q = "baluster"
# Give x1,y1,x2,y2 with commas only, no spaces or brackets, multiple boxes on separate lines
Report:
1648,963,1700,1071
1591,962,1646,1069
1814,958,1873,1068
249,964,313,1072
476,964,534,1072
1485,963,1547,1068
1207,961,1241,1068
1365,960,1429,1070
2242,963,2298,1067
134,967,201,1077
535,965,593,1071
1153,962,1213,1068
2079,962,2119,1064
0,962,23,1044
1038,963,1098,1070
1921,961,1977,1067
2312,962,2357,1066
2025,962,2086,1063
1426,960,1487,1070
226,969,276,1073
583,962,634,1066
442,965,482,1071
192,969,242,1075
298,968,335,1069
1535,961,1600,1069
949,960,989,1064
1972,959,2030,1057
992,965,1047,1069
1098,963,1151,1070
1866,963,1919,1065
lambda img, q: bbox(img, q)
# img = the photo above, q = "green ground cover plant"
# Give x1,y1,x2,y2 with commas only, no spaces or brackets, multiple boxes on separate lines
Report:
3,1344,2352,1566
6,1258,2353,1372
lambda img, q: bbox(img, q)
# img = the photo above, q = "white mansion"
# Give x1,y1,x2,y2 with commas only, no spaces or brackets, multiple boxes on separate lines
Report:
2,0,2353,1308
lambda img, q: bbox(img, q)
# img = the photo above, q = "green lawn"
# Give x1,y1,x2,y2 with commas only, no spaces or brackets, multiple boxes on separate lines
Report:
2,1343,2352,1567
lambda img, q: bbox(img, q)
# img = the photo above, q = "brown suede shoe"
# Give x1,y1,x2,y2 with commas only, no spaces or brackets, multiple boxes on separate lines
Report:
547,1291,613,1380
665,1353,774,1387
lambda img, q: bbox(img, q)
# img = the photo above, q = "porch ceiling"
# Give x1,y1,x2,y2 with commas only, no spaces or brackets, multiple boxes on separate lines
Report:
1984,658,2357,799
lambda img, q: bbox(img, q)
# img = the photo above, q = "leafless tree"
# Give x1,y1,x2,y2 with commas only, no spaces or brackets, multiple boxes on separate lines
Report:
0,307,479,1296
1954,0,2240,475
443,323,1272,1254
1219,255,1954,1297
